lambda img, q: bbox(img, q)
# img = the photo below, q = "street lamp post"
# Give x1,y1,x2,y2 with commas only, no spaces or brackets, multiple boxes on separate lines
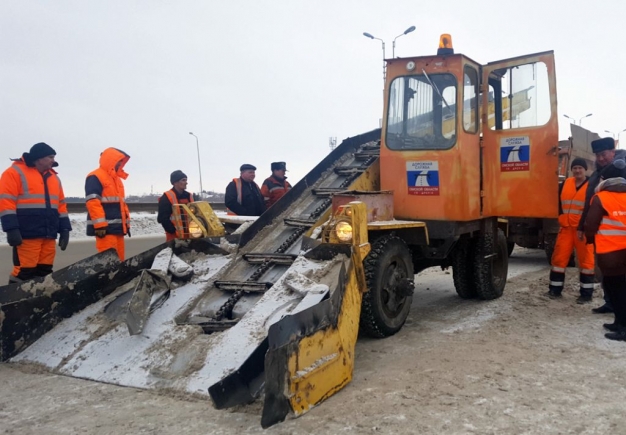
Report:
392,26,416,58
363,26,416,98
188,132,203,197
604,130,616,138
563,113,593,126
617,128,626,148
578,113,593,126
363,32,386,89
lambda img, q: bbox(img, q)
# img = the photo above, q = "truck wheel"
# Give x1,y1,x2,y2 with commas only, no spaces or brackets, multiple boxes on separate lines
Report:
473,229,508,300
507,242,515,257
360,236,414,338
544,234,556,264
452,237,478,299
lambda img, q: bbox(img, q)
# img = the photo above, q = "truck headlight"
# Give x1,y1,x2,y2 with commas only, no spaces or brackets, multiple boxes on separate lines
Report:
335,220,353,242
188,220,204,239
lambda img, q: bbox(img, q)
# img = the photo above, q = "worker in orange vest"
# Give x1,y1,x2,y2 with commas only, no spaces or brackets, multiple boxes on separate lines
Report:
85,148,131,261
547,158,595,303
0,143,71,284
157,170,194,241
225,164,265,216
584,162,626,341
261,161,292,208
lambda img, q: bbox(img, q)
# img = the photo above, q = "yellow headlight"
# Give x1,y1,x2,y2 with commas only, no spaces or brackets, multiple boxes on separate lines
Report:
335,220,353,242
188,220,204,239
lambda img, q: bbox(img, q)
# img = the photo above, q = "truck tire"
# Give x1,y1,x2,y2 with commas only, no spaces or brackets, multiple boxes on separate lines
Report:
544,234,556,264
473,229,508,300
360,236,414,338
452,237,478,299
507,242,515,257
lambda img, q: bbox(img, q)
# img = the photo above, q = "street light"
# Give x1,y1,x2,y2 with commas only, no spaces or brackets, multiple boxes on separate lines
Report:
604,130,616,138
563,113,593,126
392,26,416,57
363,32,386,88
579,113,593,126
618,128,626,148
188,132,203,197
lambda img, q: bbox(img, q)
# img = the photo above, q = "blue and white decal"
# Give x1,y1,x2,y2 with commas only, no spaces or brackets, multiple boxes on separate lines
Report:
500,136,530,172
406,161,439,196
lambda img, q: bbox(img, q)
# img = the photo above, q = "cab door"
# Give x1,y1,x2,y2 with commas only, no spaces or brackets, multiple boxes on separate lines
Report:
481,51,558,218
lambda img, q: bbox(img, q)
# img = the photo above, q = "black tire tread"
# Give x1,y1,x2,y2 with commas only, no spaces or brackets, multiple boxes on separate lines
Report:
452,238,478,299
473,229,508,300
360,236,413,338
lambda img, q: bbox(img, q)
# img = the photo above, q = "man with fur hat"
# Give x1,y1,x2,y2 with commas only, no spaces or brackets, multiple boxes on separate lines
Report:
261,161,292,208
157,170,194,242
547,157,595,303
225,164,266,216
0,142,71,284
584,161,626,341
578,137,626,313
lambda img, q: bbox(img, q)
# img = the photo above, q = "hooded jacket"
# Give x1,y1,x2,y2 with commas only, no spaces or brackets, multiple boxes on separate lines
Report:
0,158,71,239
85,148,130,236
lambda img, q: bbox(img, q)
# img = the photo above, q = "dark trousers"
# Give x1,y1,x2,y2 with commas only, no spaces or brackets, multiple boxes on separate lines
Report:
603,275,626,326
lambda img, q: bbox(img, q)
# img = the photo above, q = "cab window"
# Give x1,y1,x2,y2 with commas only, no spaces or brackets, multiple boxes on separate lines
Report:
488,61,550,130
386,73,457,150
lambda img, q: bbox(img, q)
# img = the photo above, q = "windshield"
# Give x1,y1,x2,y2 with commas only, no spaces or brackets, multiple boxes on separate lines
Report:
385,73,457,150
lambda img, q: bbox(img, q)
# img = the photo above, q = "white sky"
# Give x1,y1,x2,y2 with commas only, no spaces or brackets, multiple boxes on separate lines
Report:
2,0,625,197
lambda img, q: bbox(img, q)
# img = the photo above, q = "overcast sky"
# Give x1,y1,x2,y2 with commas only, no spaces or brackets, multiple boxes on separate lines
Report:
2,0,625,197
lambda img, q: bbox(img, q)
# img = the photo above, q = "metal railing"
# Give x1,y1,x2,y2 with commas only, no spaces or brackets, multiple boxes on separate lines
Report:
66,202,226,214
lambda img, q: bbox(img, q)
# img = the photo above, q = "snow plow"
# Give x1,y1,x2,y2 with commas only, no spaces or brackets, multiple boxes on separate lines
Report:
1,35,560,428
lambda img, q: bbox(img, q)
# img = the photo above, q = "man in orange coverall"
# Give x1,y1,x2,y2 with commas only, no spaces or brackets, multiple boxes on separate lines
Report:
547,157,595,303
85,148,131,260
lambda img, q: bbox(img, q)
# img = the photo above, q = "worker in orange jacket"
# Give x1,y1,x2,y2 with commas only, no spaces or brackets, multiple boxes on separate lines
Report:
157,170,194,241
85,148,130,260
261,161,292,208
547,158,595,302
584,162,626,341
0,143,71,284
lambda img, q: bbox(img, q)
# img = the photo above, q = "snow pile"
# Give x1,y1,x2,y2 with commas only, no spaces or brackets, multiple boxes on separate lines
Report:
0,212,165,244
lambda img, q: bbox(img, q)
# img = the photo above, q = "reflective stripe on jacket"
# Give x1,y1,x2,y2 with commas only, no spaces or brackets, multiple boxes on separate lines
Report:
85,148,130,236
163,189,193,238
261,175,292,208
594,190,626,254
0,159,71,239
558,177,588,228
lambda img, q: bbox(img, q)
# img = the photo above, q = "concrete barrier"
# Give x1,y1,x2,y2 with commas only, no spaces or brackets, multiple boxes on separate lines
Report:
66,202,226,214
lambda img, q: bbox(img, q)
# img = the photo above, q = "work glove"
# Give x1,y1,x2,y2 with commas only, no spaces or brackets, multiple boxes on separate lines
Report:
94,228,107,238
58,230,70,251
6,229,22,247
127,229,132,238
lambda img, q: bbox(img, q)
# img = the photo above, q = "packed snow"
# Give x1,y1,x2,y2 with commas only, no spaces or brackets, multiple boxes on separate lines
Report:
0,211,236,243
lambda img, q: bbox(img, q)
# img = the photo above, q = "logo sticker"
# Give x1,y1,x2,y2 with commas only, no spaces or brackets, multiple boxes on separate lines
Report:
407,161,439,196
500,136,530,172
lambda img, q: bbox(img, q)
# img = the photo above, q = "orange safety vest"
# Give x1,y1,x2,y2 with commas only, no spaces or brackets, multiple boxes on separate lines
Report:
164,189,193,238
558,177,587,228
594,190,626,254
226,178,242,216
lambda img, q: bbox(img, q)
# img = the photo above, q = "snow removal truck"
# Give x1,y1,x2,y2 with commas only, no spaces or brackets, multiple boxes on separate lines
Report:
0,35,559,428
